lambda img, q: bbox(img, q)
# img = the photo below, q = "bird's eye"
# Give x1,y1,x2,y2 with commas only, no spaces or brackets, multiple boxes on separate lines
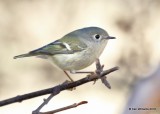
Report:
94,34,101,39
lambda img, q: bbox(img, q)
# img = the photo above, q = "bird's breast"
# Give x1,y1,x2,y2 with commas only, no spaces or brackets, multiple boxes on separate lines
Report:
49,49,93,70
49,42,107,71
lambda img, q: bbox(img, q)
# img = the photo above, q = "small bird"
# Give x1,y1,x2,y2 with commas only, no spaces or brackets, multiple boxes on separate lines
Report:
14,27,115,81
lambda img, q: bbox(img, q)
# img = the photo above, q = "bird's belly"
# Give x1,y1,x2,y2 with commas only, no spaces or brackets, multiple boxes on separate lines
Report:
49,51,95,71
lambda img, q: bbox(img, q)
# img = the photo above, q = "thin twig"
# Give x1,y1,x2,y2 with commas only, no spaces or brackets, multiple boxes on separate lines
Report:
95,59,111,89
33,94,55,114
40,101,88,114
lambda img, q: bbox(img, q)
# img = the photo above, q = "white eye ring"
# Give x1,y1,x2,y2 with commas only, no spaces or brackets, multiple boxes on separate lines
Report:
94,34,101,40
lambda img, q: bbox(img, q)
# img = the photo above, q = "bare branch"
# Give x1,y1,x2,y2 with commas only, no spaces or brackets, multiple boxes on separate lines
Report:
0,59,119,107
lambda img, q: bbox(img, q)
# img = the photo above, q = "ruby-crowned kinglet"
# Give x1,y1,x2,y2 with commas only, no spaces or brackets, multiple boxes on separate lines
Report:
14,27,115,75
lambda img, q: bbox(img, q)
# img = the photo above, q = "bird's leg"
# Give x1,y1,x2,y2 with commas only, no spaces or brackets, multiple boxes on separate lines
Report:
63,71,76,91
70,70,96,84
63,71,74,82
70,70,94,74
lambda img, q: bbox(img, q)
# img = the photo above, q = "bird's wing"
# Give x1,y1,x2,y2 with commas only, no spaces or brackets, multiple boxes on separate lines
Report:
13,36,87,59
29,38,87,56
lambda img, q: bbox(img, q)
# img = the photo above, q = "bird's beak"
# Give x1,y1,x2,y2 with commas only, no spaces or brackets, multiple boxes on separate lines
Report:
105,36,116,39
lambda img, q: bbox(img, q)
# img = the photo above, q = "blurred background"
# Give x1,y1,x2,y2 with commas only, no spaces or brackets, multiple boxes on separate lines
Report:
0,0,160,114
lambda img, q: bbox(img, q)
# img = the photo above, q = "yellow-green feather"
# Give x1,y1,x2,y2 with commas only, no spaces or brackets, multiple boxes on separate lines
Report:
14,35,87,59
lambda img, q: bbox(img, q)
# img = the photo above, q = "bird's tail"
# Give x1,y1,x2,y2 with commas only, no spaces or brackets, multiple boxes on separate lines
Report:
13,53,34,59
